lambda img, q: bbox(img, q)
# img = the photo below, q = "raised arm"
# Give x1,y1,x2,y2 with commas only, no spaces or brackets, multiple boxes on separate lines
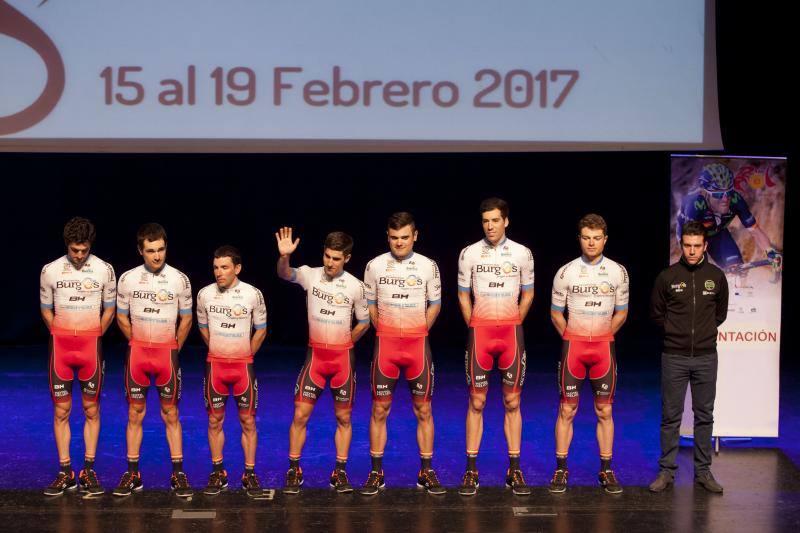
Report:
275,226,300,280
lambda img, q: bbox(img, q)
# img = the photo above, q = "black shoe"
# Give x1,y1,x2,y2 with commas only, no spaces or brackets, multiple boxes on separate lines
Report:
329,468,354,493
170,471,194,498
359,470,385,496
506,468,531,495
242,472,265,498
44,471,77,496
203,470,229,495
458,470,479,496
648,471,674,493
417,468,446,495
78,468,104,498
599,469,623,494
283,466,304,495
112,471,143,497
548,468,568,493
695,471,723,493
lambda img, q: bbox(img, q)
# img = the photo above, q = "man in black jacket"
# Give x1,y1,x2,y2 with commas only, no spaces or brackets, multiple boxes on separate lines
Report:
649,221,729,493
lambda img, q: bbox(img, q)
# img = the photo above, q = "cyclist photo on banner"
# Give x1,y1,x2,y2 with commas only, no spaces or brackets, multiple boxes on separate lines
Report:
672,157,784,288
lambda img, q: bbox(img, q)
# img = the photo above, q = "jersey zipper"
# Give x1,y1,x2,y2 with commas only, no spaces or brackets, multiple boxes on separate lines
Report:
690,271,695,356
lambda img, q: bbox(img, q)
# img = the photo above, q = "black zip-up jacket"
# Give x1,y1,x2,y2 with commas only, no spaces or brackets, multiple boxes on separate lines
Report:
650,255,728,356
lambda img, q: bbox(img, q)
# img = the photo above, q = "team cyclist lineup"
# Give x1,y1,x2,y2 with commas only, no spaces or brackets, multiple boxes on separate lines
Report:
40,182,777,499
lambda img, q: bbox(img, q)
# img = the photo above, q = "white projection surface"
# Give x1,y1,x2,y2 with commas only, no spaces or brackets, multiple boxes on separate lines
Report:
0,0,722,152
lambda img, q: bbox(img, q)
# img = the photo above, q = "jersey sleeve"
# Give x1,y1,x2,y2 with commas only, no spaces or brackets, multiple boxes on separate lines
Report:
457,247,472,292
521,247,534,290
116,272,130,315
615,264,630,311
196,288,208,329
428,260,442,304
354,282,370,324
178,273,193,316
551,266,569,312
731,191,757,228
363,261,377,305
291,265,312,290
39,265,54,309
103,263,117,309
253,289,267,330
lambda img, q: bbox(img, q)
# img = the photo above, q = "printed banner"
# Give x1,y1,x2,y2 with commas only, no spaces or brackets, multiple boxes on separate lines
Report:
671,155,785,437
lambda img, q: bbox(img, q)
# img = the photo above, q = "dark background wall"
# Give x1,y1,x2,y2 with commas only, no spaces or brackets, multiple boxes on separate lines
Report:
0,3,794,367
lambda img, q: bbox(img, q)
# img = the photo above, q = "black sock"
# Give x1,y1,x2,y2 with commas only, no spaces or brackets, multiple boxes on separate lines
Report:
335,459,347,471
128,459,139,473
371,455,383,472
172,459,183,474
289,458,300,469
213,460,224,473
509,455,520,470
600,457,612,472
466,454,477,472
556,455,568,470
84,458,95,471
421,456,432,471
60,461,71,475
244,465,255,475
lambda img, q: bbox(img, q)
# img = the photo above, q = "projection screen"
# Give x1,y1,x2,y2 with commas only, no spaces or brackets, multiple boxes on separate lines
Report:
0,0,721,152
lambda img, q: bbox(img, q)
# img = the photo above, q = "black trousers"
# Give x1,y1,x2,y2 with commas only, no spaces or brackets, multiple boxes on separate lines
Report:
658,352,718,476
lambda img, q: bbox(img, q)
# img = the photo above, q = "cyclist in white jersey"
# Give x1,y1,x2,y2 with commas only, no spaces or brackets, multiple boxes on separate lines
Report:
40,217,116,497
548,214,629,495
360,212,444,495
457,198,534,496
197,245,267,498
276,227,370,494
112,223,194,499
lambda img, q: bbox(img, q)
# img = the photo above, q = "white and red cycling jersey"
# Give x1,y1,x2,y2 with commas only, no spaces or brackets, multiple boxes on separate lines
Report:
364,252,441,337
117,264,193,347
197,280,267,362
40,255,116,336
551,255,629,341
291,266,369,349
457,237,534,327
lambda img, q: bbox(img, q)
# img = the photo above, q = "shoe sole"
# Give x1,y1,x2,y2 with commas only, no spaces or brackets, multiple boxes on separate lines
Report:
43,484,78,497
649,484,673,493
359,484,385,496
458,483,479,496
507,485,532,496
80,488,105,499
417,483,446,495
282,488,301,495
172,489,194,499
602,486,624,494
330,483,355,493
694,482,723,494
548,486,567,494
112,483,143,497
203,486,229,496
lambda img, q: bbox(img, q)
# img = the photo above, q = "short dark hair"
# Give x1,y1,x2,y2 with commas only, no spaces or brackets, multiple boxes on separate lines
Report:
324,231,354,256
214,245,242,266
387,212,416,231
479,197,509,218
137,222,167,250
578,213,608,235
63,217,96,246
681,221,707,242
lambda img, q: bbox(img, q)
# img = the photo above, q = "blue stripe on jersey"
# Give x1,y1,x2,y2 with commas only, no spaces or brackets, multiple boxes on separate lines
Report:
103,300,115,308
117,308,129,315
253,323,267,330
367,299,377,305
457,285,471,292
358,318,370,324
428,299,441,305
179,308,192,315
40,303,54,309
198,323,208,329
614,304,629,311
551,304,566,312
521,284,534,291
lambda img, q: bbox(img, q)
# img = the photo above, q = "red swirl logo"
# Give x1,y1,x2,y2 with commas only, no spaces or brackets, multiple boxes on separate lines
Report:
0,1,65,135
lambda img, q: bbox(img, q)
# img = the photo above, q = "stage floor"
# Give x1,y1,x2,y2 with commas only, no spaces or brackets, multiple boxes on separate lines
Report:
1,344,798,532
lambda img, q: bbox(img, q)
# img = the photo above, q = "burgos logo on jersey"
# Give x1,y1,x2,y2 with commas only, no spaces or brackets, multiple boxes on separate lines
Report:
132,290,174,303
571,283,615,295
476,263,518,276
209,304,248,318
312,287,351,306
56,279,99,291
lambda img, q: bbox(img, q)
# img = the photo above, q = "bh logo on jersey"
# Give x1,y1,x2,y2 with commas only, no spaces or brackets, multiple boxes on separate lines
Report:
405,275,422,287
